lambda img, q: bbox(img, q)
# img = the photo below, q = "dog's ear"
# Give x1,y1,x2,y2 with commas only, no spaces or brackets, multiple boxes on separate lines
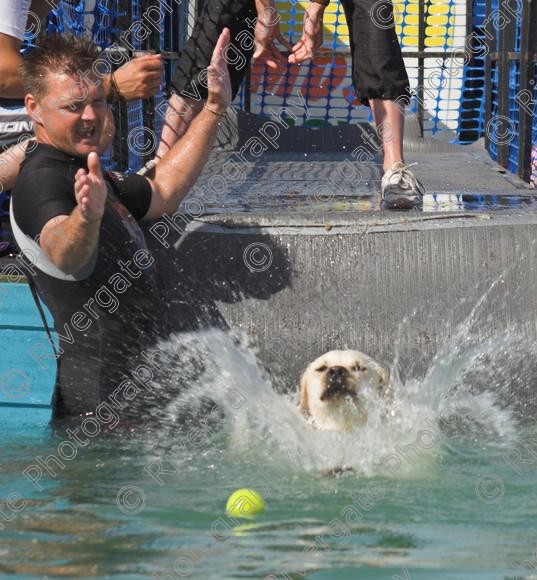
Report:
298,371,310,416
369,358,390,388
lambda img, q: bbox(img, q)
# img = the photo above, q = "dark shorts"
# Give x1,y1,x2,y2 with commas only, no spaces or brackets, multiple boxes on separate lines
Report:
170,0,256,100
340,0,410,106
171,0,409,106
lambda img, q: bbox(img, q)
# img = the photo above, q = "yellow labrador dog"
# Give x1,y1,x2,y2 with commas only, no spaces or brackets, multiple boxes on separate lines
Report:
298,350,390,432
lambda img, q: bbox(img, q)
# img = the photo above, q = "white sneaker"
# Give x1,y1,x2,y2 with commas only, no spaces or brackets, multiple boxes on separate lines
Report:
381,162,425,209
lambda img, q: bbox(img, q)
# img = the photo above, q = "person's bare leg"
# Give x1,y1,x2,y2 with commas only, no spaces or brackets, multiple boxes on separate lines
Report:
369,98,405,171
370,98,424,207
155,95,204,160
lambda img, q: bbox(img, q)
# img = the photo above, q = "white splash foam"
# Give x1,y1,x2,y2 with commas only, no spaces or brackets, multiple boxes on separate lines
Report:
147,308,527,479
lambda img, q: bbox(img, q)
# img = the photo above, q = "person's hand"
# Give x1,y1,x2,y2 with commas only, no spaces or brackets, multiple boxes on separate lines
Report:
205,28,233,115
253,5,292,69
114,54,163,100
74,152,107,223
288,3,325,64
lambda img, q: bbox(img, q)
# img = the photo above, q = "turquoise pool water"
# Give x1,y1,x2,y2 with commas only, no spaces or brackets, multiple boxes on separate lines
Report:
1,316,537,579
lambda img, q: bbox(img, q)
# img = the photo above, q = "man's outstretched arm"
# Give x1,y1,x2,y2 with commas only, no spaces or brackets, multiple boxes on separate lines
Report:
142,28,233,220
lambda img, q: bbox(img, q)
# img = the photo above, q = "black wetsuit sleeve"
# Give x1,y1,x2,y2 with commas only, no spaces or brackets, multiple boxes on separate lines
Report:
106,172,152,221
12,167,76,241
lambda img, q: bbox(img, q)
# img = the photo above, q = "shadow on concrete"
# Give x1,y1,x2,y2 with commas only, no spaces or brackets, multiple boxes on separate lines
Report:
147,224,293,335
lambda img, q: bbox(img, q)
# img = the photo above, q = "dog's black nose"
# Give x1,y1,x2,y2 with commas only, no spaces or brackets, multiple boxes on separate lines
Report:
328,366,347,381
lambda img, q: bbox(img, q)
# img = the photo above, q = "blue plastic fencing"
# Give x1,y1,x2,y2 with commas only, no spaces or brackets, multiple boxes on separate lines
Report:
455,0,486,144
477,0,536,183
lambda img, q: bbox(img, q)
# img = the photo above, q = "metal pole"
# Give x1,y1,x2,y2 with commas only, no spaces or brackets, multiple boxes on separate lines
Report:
517,0,536,182
496,0,515,168
484,0,492,154
417,0,425,136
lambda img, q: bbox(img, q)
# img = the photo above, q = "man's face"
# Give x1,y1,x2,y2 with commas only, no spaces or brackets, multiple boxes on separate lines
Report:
27,71,113,157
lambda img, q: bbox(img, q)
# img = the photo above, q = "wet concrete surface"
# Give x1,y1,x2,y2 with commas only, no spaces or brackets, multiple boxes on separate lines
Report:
192,142,536,218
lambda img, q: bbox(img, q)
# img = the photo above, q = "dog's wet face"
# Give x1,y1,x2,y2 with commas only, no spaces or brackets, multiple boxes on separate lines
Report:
298,350,389,432
319,361,367,401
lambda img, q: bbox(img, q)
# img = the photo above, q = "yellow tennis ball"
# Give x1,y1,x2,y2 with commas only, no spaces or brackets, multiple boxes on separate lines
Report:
226,489,265,518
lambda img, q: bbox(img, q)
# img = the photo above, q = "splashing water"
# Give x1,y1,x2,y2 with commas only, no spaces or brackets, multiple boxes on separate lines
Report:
146,281,532,480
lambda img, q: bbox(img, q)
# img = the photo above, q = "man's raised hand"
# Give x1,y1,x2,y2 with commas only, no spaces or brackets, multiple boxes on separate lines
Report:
205,28,233,115
74,152,107,223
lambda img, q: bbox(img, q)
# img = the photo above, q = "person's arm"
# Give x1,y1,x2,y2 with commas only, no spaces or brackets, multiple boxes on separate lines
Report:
142,28,232,220
288,2,325,64
0,137,35,193
39,152,107,274
0,0,52,97
144,106,224,218
0,33,25,98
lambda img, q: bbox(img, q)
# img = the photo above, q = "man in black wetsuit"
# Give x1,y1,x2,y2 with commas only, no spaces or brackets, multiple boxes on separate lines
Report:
10,32,232,420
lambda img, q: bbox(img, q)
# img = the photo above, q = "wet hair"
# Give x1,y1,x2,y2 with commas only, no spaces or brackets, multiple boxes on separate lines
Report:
20,33,101,100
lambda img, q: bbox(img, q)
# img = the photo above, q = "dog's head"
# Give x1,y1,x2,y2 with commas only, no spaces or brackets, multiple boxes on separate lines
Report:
298,350,389,431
